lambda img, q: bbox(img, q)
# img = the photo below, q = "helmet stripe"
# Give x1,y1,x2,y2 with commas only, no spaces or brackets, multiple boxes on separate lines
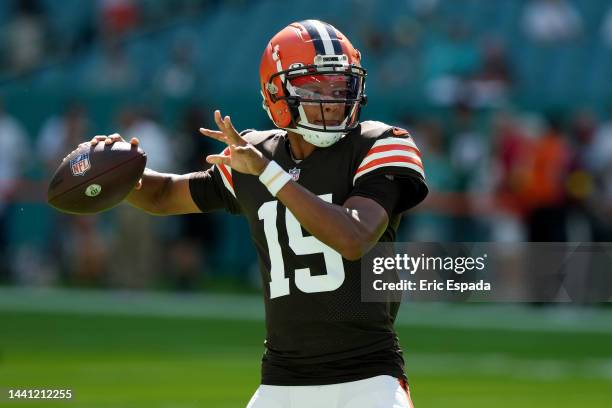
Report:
300,20,340,56
323,23,343,55
299,20,327,55
309,20,337,55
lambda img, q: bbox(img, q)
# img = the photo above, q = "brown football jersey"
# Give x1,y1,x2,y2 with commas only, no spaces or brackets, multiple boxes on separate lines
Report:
189,120,428,385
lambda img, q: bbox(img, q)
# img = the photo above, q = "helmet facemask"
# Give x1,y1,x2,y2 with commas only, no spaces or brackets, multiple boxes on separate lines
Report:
267,57,366,148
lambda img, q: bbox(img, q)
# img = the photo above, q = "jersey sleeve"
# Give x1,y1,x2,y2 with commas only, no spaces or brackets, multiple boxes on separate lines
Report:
351,129,428,215
188,147,242,214
353,131,425,185
350,173,428,216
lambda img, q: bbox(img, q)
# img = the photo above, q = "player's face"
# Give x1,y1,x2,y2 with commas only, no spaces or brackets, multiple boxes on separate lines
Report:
302,102,344,126
291,75,351,126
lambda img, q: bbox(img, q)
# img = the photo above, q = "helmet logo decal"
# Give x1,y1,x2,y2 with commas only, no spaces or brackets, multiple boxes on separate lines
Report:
266,83,278,94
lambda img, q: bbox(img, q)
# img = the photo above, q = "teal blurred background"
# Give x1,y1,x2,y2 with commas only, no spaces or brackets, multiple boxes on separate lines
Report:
0,1,611,407
2,0,612,288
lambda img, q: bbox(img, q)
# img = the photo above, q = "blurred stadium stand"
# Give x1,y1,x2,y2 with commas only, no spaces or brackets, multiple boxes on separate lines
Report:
1,0,612,290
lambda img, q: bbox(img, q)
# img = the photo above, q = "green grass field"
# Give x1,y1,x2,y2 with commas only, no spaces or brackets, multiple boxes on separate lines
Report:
1,290,611,407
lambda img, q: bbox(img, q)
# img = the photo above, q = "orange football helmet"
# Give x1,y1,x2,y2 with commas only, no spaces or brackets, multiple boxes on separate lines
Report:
260,20,367,147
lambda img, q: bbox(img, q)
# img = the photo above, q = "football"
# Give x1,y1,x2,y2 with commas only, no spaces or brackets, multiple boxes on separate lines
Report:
47,141,147,214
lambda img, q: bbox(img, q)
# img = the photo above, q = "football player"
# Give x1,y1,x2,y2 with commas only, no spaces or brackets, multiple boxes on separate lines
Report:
92,20,427,408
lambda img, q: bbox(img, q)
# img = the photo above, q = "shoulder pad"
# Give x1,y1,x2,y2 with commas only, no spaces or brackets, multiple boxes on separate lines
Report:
389,126,411,137
358,120,393,140
352,121,424,185
240,129,283,146
239,129,257,136
357,121,413,142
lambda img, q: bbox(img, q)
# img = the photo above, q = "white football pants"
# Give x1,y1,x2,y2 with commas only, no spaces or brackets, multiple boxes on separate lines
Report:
246,375,414,408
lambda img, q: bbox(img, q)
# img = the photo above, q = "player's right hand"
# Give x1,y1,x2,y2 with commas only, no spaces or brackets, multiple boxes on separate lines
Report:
61,133,136,163
89,133,139,148
88,133,143,190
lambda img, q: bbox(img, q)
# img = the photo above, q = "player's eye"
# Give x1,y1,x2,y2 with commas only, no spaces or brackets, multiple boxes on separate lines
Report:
294,88,318,99
331,89,348,98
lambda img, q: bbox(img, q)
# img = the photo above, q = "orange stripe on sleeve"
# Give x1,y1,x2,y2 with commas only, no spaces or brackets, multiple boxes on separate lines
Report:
356,155,423,174
218,164,234,189
366,144,422,158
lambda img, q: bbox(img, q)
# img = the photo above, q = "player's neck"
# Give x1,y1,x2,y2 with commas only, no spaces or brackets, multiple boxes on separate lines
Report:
286,131,317,160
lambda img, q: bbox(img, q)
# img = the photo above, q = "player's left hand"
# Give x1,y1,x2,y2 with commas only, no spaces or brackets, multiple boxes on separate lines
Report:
199,110,269,176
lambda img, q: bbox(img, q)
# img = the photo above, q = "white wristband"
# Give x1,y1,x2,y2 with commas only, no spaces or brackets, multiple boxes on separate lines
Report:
259,160,292,196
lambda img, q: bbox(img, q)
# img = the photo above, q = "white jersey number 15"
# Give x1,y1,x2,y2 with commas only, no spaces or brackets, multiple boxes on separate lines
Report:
257,194,346,299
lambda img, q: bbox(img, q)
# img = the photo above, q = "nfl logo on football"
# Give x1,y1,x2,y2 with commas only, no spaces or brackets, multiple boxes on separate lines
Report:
288,167,300,181
70,153,91,176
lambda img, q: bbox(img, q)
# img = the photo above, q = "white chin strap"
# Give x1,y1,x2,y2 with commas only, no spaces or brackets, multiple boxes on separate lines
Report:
288,126,345,148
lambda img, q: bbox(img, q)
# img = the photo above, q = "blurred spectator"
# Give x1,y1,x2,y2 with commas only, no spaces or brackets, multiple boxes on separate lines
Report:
107,202,164,288
360,25,388,56
592,161,612,240
5,0,46,74
492,111,531,213
35,104,116,287
0,101,28,282
475,39,513,84
410,0,440,20
448,102,491,240
489,112,531,242
522,114,571,241
470,39,513,108
416,119,455,192
121,108,175,171
61,216,112,286
67,9,98,56
584,109,612,240
174,105,217,173
601,6,612,48
107,107,175,288
377,16,421,90
449,103,489,191
568,109,597,171
0,103,28,187
589,109,612,173
401,118,456,242
564,110,598,241
392,14,421,48
154,39,199,98
98,0,139,38
424,22,480,106
164,106,218,290
36,103,90,173
85,38,140,90
522,0,582,44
